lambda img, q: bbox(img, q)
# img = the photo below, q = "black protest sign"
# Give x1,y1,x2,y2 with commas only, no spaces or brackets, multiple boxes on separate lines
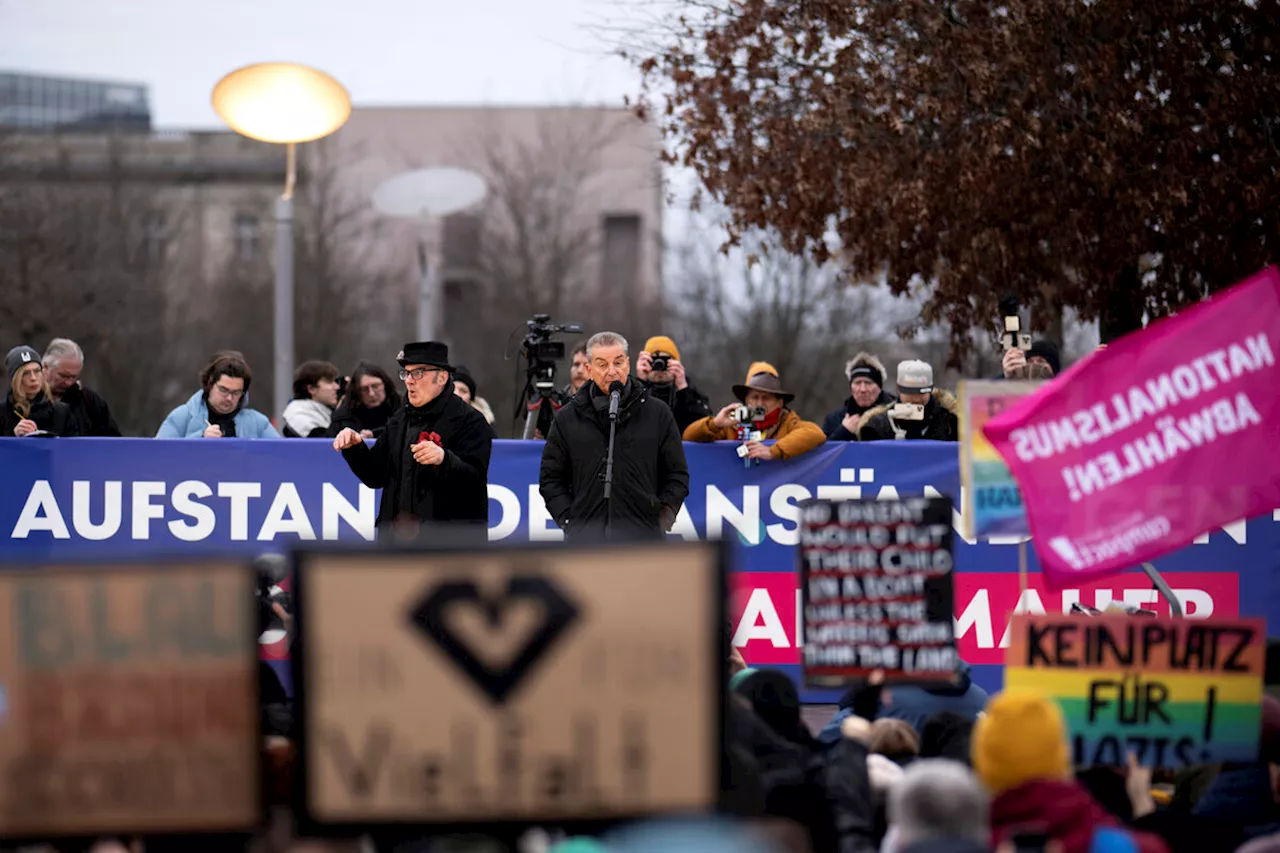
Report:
0,561,261,840
800,497,959,685
293,540,726,832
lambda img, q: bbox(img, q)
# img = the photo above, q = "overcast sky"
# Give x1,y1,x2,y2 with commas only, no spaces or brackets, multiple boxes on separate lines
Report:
0,0,641,128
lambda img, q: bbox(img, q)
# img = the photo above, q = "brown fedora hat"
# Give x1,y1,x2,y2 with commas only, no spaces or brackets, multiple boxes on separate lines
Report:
733,371,795,405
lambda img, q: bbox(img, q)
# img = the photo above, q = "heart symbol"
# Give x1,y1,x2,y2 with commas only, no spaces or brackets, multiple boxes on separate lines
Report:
408,575,580,704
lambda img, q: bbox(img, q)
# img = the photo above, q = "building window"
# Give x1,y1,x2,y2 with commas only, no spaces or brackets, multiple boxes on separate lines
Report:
442,213,483,271
600,214,642,293
234,213,260,263
143,210,168,265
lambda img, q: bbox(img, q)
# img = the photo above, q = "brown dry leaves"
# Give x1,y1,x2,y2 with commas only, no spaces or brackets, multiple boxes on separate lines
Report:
634,0,1280,356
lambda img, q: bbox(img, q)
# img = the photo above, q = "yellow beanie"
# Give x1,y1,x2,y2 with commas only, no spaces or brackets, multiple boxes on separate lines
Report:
643,336,680,361
744,361,779,384
971,689,1072,795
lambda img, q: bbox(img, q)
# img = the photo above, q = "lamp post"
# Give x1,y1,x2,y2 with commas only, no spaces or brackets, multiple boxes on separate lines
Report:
371,167,487,342
211,62,351,423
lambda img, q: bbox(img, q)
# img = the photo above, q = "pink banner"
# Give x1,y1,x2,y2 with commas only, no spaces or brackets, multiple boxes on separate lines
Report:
982,267,1280,589
729,571,1239,665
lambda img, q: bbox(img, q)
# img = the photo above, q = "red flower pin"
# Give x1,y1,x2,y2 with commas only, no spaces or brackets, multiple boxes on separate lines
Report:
418,431,442,446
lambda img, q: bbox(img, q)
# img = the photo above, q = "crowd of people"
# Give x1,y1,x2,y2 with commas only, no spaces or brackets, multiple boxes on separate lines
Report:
15,331,1274,853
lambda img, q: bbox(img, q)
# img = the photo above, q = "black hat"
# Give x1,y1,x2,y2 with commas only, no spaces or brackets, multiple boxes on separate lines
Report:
1027,340,1061,376
396,341,451,371
453,364,477,399
5,345,41,381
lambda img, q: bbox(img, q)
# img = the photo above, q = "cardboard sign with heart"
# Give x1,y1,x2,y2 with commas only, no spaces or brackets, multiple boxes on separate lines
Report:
293,540,727,831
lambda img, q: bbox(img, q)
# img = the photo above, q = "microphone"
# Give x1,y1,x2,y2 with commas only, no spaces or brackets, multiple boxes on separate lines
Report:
608,380,624,419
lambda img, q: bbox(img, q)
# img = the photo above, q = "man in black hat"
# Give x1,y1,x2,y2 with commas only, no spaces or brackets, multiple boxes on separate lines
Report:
333,342,492,539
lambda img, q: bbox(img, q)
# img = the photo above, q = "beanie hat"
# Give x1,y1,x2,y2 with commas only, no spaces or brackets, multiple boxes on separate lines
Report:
845,352,886,388
971,689,1071,795
643,335,680,361
743,361,778,382
452,364,478,399
5,345,41,381
1027,340,1061,375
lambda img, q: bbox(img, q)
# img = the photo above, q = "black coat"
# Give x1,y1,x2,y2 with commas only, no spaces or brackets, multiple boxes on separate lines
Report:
643,378,714,433
1,391,77,437
58,383,120,436
822,391,895,441
539,378,689,542
341,383,492,533
857,390,960,442
325,395,401,439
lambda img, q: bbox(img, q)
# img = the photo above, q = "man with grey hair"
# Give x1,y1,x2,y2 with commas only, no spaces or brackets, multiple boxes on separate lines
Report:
42,337,120,436
884,759,992,853
539,330,689,542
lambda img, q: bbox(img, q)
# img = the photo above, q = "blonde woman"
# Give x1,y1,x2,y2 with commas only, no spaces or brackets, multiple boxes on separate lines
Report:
3,345,76,436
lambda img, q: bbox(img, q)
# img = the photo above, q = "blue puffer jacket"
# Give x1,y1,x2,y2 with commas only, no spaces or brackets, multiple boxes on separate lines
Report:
156,390,279,439
818,662,989,746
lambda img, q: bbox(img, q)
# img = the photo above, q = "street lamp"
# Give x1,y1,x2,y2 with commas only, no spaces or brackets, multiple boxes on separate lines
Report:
212,62,352,423
371,167,487,342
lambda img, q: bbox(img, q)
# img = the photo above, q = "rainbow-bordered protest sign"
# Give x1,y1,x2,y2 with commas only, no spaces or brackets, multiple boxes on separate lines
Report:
958,380,1042,539
1004,614,1265,767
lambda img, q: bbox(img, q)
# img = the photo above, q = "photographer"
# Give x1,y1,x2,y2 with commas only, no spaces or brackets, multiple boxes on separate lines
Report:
857,360,958,442
683,361,825,461
823,351,894,441
636,334,713,432
1002,339,1060,380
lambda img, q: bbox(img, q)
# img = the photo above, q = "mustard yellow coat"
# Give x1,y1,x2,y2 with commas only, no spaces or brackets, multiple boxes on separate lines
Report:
683,409,826,460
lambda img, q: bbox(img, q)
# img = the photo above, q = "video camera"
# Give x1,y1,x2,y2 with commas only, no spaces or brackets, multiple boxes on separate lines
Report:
999,295,1033,353
731,404,766,424
522,313,583,381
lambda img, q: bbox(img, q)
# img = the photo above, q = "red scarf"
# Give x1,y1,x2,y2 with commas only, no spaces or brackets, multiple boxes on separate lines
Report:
752,407,784,433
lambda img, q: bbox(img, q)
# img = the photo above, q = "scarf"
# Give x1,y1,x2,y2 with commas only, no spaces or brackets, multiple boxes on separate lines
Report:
752,407,784,433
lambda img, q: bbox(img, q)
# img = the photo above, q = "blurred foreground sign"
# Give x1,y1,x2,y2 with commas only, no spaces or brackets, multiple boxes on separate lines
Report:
0,561,260,838
296,541,725,830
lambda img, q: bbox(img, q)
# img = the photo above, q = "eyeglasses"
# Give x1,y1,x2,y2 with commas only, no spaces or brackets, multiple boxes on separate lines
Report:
399,368,441,382
213,384,245,398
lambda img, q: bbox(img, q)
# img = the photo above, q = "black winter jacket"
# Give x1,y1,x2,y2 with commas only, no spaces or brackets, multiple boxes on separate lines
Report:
643,378,713,433
341,383,492,534
58,383,120,436
1,391,77,437
822,391,895,441
326,394,401,439
539,378,689,542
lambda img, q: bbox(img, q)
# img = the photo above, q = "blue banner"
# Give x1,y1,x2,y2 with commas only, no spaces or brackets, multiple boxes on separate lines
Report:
2,438,1277,701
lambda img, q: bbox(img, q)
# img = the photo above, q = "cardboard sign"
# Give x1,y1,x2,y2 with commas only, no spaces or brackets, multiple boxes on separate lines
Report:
1004,614,1266,767
800,497,959,685
959,380,1043,539
0,561,260,839
294,541,725,830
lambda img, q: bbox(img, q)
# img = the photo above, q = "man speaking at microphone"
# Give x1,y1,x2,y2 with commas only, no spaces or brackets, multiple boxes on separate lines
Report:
539,331,689,542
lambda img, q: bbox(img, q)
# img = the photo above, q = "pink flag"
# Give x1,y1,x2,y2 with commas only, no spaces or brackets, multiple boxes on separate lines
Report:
982,267,1280,589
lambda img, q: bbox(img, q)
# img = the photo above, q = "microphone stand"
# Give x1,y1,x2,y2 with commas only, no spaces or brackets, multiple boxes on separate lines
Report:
604,384,621,541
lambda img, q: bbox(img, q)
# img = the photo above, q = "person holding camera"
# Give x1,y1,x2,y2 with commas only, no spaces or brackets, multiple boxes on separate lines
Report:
1001,339,1060,380
823,351,895,441
683,361,826,461
635,335,713,433
857,360,959,442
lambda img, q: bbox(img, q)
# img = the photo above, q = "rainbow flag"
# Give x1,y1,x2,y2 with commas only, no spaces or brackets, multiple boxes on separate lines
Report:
1004,614,1265,767
958,380,1042,538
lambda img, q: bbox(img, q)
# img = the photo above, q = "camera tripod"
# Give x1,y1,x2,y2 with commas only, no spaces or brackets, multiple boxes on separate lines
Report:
521,373,568,439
